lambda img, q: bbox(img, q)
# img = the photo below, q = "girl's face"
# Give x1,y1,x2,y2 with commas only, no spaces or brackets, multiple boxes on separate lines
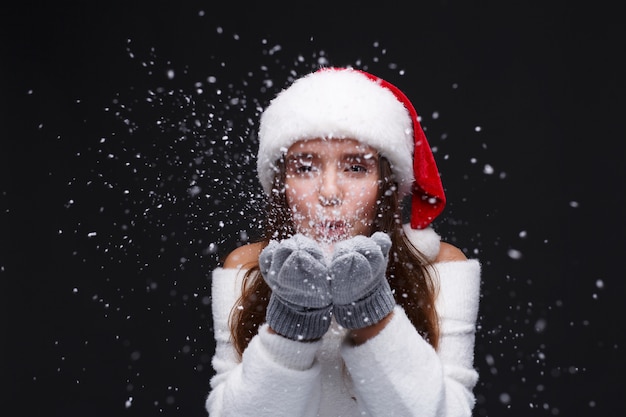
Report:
284,138,380,245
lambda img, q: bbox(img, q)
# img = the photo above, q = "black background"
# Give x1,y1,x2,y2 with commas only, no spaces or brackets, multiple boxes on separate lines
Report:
3,1,625,416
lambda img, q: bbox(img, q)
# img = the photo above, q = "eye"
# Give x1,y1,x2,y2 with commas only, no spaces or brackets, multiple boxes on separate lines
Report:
347,164,368,173
296,164,314,173
286,156,317,176
342,155,377,175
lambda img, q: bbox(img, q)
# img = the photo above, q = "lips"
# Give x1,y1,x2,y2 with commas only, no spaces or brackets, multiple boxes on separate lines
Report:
316,220,349,242
322,220,344,229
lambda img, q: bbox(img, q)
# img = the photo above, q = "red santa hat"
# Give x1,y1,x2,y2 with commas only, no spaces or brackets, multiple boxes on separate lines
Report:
257,67,445,229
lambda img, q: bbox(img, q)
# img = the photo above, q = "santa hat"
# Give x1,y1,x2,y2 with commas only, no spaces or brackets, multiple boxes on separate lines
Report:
257,67,445,229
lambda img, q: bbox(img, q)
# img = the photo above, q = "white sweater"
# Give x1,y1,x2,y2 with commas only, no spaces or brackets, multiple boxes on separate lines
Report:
206,226,481,417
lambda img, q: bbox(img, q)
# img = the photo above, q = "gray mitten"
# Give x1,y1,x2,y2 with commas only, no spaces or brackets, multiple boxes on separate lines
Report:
329,232,395,329
259,234,332,341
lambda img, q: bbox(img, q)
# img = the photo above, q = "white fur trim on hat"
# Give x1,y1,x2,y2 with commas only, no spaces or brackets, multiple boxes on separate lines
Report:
402,223,441,261
257,68,414,196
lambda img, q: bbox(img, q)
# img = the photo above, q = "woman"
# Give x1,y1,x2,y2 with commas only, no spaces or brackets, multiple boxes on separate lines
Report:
206,67,481,416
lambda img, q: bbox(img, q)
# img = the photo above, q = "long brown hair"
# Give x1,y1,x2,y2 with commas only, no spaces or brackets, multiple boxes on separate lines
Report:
229,156,440,358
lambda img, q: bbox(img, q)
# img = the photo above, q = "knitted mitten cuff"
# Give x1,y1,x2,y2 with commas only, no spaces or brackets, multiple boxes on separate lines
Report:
333,283,395,329
266,295,333,341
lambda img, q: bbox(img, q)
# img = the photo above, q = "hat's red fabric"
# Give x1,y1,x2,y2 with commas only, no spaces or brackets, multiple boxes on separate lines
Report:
350,69,446,229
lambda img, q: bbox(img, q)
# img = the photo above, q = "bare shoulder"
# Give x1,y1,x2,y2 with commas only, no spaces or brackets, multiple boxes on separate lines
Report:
223,242,264,269
435,241,468,262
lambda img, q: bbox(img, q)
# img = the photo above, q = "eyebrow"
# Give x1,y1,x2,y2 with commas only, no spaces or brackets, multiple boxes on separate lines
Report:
286,152,379,161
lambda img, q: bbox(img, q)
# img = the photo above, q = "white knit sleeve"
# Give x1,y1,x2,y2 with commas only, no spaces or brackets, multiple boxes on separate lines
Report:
206,267,323,417
340,259,481,417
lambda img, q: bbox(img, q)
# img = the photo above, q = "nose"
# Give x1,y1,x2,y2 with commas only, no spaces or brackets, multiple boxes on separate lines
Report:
318,168,342,206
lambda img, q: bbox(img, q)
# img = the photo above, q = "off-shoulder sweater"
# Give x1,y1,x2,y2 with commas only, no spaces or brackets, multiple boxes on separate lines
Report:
206,226,481,416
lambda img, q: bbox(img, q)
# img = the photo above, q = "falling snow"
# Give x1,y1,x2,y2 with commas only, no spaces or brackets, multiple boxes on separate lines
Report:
24,19,603,417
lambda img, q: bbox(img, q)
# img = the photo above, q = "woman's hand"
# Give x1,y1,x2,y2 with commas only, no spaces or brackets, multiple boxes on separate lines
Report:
259,234,332,341
328,232,396,331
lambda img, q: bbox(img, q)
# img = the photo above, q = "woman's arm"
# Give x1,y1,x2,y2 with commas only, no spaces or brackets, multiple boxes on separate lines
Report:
206,263,323,417
341,257,481,417
347,241,468,345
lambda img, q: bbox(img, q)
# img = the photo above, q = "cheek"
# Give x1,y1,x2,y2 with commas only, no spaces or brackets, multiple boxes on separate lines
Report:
349,182,379,206
344,184,379,221
355,198,378,220
285,183,314,213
